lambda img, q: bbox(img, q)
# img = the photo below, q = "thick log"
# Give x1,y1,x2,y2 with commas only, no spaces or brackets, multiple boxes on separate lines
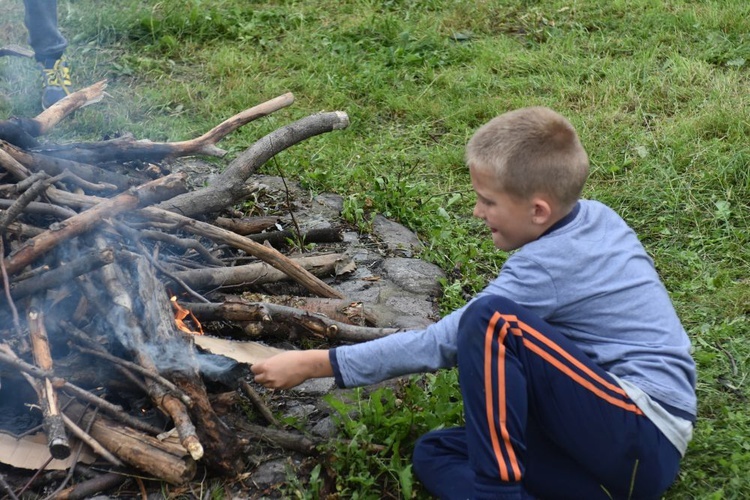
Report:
214,215,279,235
169,252,349,292
2,172,187,276
90,247,201,458
134,256,242,475
34,93,296,164
63,400,197,485
185,300,399,342
157,111,349,218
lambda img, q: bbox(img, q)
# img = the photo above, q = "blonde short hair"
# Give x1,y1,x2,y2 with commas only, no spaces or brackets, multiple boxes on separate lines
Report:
466,107,589,208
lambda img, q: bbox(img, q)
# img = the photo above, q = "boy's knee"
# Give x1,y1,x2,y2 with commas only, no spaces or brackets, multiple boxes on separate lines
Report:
458,295,519,348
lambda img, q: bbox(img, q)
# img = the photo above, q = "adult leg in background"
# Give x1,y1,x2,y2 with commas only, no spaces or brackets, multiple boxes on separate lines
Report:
23,0,67,63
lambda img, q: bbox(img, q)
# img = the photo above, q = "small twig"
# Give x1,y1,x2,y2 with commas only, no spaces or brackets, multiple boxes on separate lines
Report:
15,454,54,499
272,155,305,251
0,239,22,334
137,228,224,266
62,410,124,467
239,379,282,428
42,405,114,500
0,172,65,231
114,222,212,304
0,473,20,500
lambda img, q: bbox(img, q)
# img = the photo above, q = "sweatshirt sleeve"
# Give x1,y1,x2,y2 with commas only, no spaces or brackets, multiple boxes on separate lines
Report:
329,304,468,388
328,256,553,388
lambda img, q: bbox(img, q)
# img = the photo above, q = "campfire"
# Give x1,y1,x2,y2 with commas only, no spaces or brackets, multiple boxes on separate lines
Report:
0,83,403,497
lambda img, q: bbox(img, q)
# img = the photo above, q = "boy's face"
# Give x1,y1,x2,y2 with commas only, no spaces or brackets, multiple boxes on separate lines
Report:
470,165,550,251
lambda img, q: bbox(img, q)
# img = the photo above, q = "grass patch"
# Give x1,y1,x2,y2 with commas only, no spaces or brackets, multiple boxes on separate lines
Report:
1,0,749,497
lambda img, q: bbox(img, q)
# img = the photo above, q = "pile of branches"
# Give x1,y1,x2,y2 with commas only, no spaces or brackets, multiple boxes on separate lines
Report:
0,83,398,498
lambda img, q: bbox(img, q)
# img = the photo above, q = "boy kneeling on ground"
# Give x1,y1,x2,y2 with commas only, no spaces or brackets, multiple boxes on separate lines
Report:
252,106,697,499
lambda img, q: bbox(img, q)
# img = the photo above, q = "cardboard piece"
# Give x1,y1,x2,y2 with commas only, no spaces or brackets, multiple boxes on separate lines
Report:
0,430,95,470
193,336,284,365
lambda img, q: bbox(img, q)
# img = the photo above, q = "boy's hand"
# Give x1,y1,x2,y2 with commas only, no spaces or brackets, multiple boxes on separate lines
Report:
251,350,333,390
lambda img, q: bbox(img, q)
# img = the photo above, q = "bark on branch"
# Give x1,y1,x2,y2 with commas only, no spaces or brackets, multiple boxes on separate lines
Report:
33,93,296,164
157,111,350,218
2,172,187,276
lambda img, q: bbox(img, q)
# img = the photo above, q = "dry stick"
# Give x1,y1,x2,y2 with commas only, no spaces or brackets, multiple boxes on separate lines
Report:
38,92,296,164
141,207,346,299
27,301,71,460
0,145,31,180
213,215,279,235
0,343,163,435
9,247,115,300
0,139,132,191
44,406,108,500
187,301,399,342
272,156,305,250
3,220,43,238
32,80,109,136
51,472,128,500
238,379,281,428
136,228,224,267
245,226,344,248
0,198,77,220
1,172,188,276
0,473,20,500
158,110,349,218
113,222,211,304
0,240,22,333
0,172,59,230
239,422,319,456
61,411,123,467
12,170,47,191
169,252,349,292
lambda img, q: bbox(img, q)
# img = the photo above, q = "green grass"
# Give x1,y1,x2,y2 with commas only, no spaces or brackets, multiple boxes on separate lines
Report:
1,0,749,497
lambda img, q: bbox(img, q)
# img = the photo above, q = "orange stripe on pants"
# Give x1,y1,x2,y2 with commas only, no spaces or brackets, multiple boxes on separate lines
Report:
484,312,522,482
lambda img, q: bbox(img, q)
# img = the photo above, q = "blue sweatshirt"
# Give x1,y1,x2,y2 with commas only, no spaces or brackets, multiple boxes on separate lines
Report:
331,200,697,421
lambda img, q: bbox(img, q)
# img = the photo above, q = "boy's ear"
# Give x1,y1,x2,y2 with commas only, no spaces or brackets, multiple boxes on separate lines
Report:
530,197,553,225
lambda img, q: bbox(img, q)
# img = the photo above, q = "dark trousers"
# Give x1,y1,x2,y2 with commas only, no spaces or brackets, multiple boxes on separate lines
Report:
24,0,67,62
412,296,682,499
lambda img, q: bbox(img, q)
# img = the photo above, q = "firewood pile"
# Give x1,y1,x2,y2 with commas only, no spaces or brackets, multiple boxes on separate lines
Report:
0,83,405,497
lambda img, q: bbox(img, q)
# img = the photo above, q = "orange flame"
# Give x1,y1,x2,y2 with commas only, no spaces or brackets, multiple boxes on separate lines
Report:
170,296,204,335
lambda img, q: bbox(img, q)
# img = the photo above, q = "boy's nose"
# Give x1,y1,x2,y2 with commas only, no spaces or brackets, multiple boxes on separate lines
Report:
472,203,482,219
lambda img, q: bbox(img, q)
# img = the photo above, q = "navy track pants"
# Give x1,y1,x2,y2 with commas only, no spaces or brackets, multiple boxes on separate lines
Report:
412,296,682,499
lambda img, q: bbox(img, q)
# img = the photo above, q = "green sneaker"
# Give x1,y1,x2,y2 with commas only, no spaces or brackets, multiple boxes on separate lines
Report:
41,56,73,109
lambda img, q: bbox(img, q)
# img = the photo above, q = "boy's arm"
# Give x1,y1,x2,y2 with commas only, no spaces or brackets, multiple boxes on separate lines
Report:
251,350,332,390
